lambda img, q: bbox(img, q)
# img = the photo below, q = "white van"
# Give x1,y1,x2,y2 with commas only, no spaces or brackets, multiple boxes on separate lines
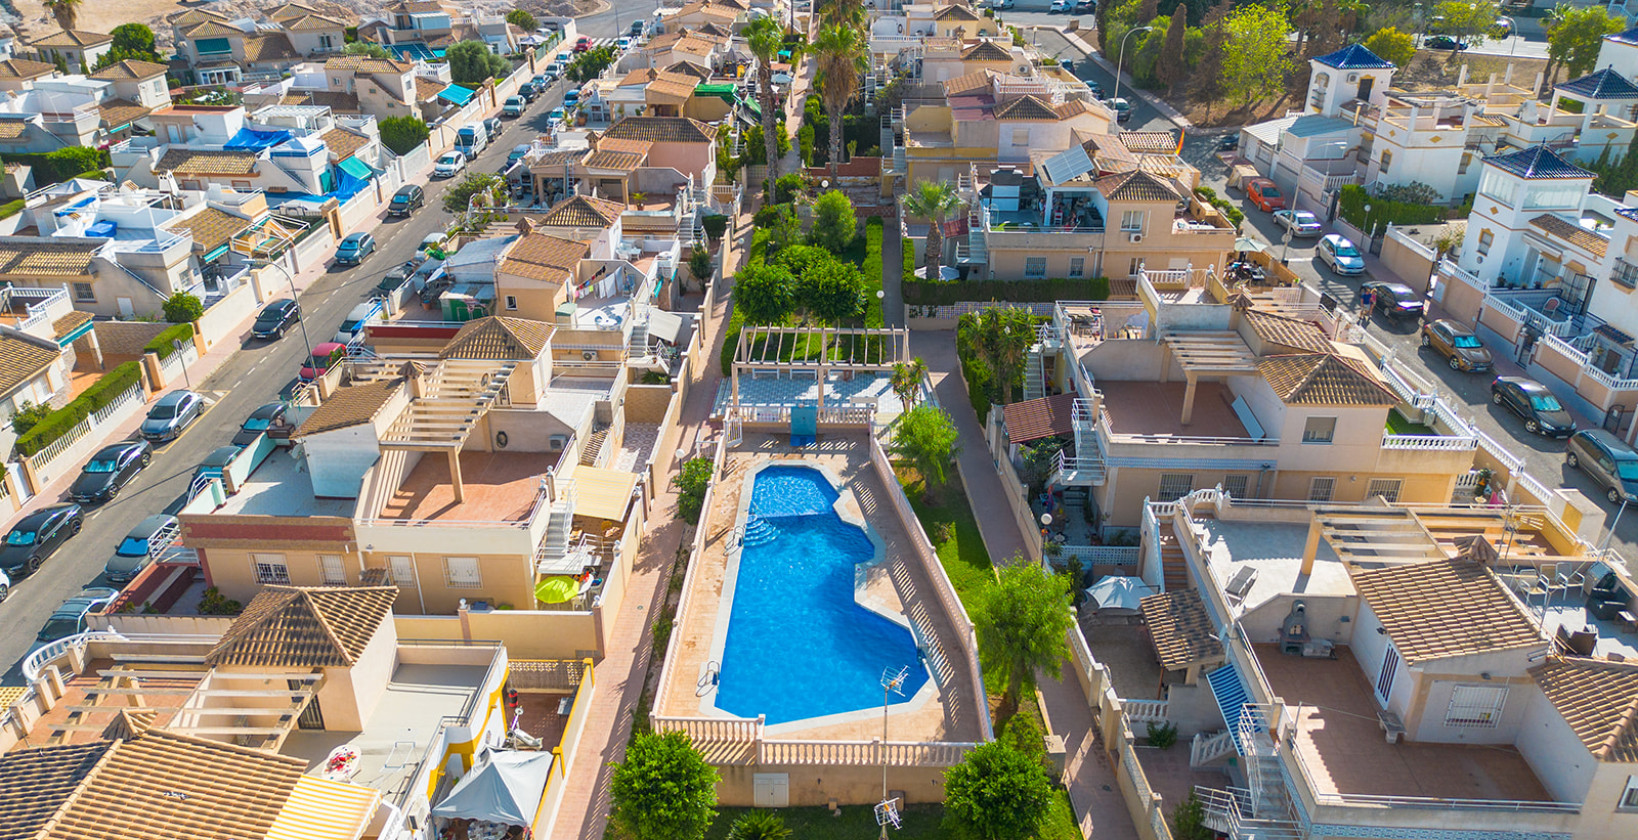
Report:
455,121,488,156
332,300,384,344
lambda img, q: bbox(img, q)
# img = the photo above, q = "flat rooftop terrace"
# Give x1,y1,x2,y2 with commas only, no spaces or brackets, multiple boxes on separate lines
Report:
1255,644,1553,803
216,448,357,517
376,450,553,523
1097,380,1250,439
1198,518,1353,611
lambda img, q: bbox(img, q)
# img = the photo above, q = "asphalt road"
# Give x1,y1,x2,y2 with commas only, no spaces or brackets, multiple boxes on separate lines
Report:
1026,25,1177,134
0,74,579,684
577,0,666,38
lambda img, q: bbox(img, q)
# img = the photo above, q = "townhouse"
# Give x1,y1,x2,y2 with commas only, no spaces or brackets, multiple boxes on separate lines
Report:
24,29,112,71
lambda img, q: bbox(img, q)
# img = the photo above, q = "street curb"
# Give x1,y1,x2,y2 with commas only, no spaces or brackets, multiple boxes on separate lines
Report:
1057,27,1194,130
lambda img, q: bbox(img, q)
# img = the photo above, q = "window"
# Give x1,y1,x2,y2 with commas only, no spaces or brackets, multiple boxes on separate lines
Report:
1011,127,1029,146
319,554,346,585
1375,643,1399,703
252,553,290,584
1379,149,1392,173
319,34,334,49
1222,474,1249,499
1366,478,1402,503
1127,257,1142,277
1524,183,1585,210
1445,685,1508,728
232,180,251,190
1477,228,1494,256
444,556,482,588
1479,170,1518,205
1621,776,1638,811
1158,474,1194,501
1308,477,1336,503
1617,259,1638,290
73,282,95,302
1120,210,1145,233
505,295,519,310
1302,416,1337,444
388,555,416,588
1024,257,1047,278
1068,257,1084,278
548,434,569,451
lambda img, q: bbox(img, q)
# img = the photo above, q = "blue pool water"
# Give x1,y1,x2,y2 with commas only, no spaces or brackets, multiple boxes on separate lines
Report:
716,466,929,724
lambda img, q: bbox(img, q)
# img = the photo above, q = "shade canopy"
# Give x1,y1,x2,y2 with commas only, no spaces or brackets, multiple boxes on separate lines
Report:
1084,576,1157,614
430,749,554,826
572,465,639,521
536,576,586,604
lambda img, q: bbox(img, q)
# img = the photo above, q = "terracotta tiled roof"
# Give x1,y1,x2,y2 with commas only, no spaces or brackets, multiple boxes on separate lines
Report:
1054,98,1091,119
305,91,362,112
40,731,305,840
1139,588,1224,669
440,315,555,359
284,13,347,32
664,61,712,81
943,69,994,96
936,4,983,20
1530,214,1609,257
962,40,1013,62
321,126,370,160
97,98,152,129
1094,169,1179,202
1001,393,1077,444
0,58,53,79
90,59,169,81
0,741,112,840
52,309,92,340
164,207,251,255
0,239,101,276
1243,309,1332,354
157,148,258,176
242,32,301,63
326,54,412,74
669,36,716,57
0,333,61,394
293,378,404,437
583,148,643,170
540,194,624,227
416,77,448,101
0,121,29,140
182,19,243,39
206,585,399,667
99,708,157,741
1350,560,1541,663
496,233,588,285
646,73,699,101
602,115,712,143
28,29,112,48
1530,657,1638,762
168,8,230,26
1257,352,1397,406
1119,130,1182,154
994,94,1060,121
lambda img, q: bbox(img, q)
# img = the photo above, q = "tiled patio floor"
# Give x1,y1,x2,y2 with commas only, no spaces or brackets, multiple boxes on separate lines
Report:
1098,380,1249,438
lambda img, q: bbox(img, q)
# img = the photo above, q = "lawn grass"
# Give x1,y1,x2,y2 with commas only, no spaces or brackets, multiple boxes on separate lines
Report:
704,790,1080,840
861,218,885,328
895,469,996,613
1385,408,1438,436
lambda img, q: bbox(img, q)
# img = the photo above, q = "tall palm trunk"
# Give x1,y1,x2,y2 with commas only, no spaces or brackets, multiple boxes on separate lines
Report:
758,64,779,193
924,215,944,279
828,101,844,169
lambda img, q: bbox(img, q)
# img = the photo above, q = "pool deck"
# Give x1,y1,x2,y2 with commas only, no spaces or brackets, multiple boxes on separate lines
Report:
658,431,986,748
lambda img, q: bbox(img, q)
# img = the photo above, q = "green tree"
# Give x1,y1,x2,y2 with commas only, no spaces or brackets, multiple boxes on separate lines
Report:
962,306,1036,405
1546,5,1623,82
725,811,791,840
162,291,204,324
890,357,928,410
1157,5,1189,94
567,45,617,82
973,564,1074,721
1172,791,1214,840
378,115,430,155
815,0,867,30
767,203,801,253
687,246,714,294
505,9,537,33
812,24,868,167
809,189,857,252
888,404,960,501
1222,3,1295,109
442,172,503,214
1194,0,1232,111
734,263,796,325
110,24,157,58
794,257,865,325
672,457,713,524
943,739,1054,840
342,40,391,59
609,730,718,840
1434,0,1499,62
44,0,80,32
902,179,962,282
9,400,52,437
744,17,785,191
447,40,509,85
1362,26,1416,68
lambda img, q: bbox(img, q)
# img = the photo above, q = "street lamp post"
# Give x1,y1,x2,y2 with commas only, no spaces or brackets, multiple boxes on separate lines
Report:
1601,497,1632,553
1111,26,1153,113
250,259,314,364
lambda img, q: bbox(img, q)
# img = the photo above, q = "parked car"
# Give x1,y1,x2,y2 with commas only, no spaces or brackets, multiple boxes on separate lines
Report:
334,232,376,265
575,35,593,52
233,402,290,447
332,300,383,344
630,19,646,35
378,262,415,294
1316,233,1364,275
1567,429,1638,503
616,36,632,51
104,514,178,583
140,390,204,442
68,439,153,504
1359,280,1424,320
532,73,551,90
433,151,467,179
485,116,504,137
388,183,425,217
1273,209,1323,237
300,341,346,381
1246,178,1285,212
1105,97,1132,123
1049,0,1071,12
37,588,120,642
548,107,566,125
1216,133,1238,152
1086,80,1104,99
252,298,300,339
193,445,243,490
0,568,9,602
502,96,525,118
0,503,83,579
1072,0,1094,12
1425,35,1466,51
1421,319,1492,372
508,144,531,167
1491,376,1576,437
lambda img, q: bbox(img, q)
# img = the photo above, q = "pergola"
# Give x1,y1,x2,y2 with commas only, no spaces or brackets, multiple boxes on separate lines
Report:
730,325,910,409
1159,332,1259,425
53,668,322,751
1301,507,1445,575
377,359,517,503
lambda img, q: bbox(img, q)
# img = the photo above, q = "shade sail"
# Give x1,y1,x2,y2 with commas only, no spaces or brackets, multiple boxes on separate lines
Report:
572,465,638,521
647,308,684,344
536,576,586,603
430,749,555,826
1084,576,1157,613
265,775,380,840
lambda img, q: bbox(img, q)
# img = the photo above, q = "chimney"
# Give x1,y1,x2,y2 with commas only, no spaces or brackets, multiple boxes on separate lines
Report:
516,216,535,236
399,360,429,399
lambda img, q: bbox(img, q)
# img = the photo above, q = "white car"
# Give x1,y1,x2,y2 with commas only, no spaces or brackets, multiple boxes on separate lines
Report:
1273,209,1323,237
1317,233,1365,275
433,151,467,179
1050,0,1071,11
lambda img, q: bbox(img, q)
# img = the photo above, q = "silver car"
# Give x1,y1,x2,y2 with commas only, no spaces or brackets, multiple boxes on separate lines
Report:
1274,209,1323,237
1317,233,1365,275
140,390,203,442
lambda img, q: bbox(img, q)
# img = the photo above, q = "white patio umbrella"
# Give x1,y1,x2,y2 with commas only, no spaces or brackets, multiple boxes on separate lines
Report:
1084,576,1157,614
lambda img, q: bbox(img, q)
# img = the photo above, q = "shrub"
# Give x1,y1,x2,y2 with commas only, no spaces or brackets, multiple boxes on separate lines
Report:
0,200,22,220
702,213,730,240
943,739,1053,840
609,731,719,840
199,586,243,616
673,457,714,524
15,362,142,456
772,173,805,204
505,9,537,31
145,323,196,359
725,811,791,840
447,40,510,85
1338,183,1444,232
1147,720,1179,749
720,229,770,375
9,400,51,437
379,115,431,156
162,291,204,324
809,189,857,253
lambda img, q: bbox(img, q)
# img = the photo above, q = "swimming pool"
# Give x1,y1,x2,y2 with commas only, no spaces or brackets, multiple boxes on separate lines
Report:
714,465,929,725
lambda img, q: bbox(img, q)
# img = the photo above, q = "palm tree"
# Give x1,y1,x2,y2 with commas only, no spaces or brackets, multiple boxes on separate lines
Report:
815,0,867,31
890,357,929,410
44,0,80,31
902,179,962,282
743,17,784,194
812,24,867,170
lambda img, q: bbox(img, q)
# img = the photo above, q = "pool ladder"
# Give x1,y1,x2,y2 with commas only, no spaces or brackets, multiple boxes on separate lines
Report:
741,513,780,547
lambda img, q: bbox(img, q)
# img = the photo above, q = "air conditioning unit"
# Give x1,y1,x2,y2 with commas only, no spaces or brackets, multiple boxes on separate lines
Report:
582,350,597,361
1347,73,1359,83
1129,233,1144,243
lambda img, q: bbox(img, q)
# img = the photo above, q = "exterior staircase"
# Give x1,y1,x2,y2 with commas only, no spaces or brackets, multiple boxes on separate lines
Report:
580,426,610,466
627,319,650,357
533,480,577,574
1157,521,1190,591
1023,346,1046,400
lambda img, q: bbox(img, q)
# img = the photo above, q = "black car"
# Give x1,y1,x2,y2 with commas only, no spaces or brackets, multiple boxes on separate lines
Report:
38,587,120,642
1216,133,1238,152
252,298,300,340
0,503,83,578
630,19,645,35
1086,80,1104,99
389,183,425,217
68,440,152,503
105,514,178,583
1072,0,1093,11
1425,35,1467,51
233,402,290,446
1491,376,1576,437
1360,281,1425,320
377,262,416,293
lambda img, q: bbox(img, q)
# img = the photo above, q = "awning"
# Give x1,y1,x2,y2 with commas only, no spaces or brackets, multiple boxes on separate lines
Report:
1001,393,1077,444
439,85,476,106
337,156,373,181
430,749,555,826
1206,663,1256,751
265,775,380,840
572,465,638,521
203,243,230,262
647,308,684,344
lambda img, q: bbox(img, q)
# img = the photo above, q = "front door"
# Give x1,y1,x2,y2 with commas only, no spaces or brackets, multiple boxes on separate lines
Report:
1357,77,1374,102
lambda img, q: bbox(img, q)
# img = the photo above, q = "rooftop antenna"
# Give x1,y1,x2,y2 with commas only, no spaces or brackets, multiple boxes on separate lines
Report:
876,665,909,838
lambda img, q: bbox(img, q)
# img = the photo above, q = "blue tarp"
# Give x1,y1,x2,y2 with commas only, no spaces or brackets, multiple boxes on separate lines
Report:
223,128,293,151
333,167,367,200
439,85,475,106
85,220,117,237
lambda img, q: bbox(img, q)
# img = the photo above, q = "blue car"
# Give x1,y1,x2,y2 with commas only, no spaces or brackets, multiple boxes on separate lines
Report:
334,232,376,265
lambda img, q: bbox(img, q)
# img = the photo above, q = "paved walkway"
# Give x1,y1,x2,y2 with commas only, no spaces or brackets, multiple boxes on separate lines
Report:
911,329,1139,839
882,209,904,327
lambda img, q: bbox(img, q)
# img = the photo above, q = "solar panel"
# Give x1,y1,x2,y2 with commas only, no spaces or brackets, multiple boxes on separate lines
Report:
1041,145,1093,184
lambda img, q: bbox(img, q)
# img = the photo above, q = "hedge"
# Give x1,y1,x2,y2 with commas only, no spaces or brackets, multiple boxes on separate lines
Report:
720,229,771,376
144,323,195,359
1337,184,1444,232
15,362,142,457
0,148,111,188
903,277,1111,306
861,218,884,328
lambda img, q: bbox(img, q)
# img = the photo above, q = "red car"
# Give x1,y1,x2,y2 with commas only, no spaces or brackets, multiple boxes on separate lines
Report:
1246,178,1286,213
574,36,592,53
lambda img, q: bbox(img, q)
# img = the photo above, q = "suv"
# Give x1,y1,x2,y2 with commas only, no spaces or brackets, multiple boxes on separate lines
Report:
503,95,525,117
1567,429,1638,503
389,184,424,217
